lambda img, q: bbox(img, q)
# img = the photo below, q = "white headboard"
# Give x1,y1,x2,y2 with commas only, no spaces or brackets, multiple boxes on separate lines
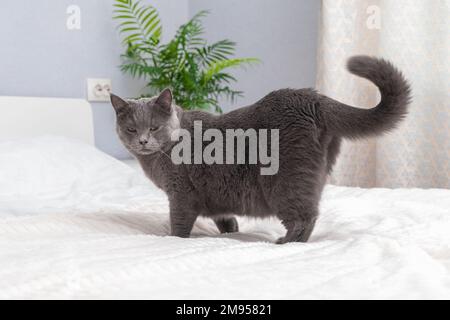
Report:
0,96,95,145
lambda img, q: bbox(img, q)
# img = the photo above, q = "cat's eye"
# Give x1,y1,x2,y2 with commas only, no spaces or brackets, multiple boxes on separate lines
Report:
150,126,160,132
127,127,137,133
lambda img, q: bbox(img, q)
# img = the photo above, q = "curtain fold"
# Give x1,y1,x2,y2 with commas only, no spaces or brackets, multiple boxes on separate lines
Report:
316,0,450,188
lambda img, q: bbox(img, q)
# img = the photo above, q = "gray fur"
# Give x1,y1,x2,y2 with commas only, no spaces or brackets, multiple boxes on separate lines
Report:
110,56,411,243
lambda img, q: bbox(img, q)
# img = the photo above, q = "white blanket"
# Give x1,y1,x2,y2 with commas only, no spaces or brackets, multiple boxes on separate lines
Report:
0,137,449,299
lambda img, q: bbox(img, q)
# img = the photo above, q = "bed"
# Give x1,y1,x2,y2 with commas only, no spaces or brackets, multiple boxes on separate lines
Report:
0,97,449,299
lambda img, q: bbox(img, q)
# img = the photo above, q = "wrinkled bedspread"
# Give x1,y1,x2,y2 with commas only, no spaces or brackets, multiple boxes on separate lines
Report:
0,137,449,299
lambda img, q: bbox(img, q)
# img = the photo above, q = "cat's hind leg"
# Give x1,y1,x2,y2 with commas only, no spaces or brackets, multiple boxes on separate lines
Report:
276,210,317,244
274,173,322,244
214,217,239,233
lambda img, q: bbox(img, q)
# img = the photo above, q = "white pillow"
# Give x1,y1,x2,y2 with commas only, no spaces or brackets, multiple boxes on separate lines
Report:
0,136,166,216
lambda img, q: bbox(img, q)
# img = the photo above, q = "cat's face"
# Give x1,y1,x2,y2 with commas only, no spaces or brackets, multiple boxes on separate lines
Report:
110,89,180,155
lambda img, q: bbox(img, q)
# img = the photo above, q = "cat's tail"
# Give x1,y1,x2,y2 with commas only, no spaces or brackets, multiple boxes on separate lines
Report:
320,55,412,139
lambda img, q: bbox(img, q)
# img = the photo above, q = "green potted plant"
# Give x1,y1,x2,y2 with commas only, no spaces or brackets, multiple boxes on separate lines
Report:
113,0,259,113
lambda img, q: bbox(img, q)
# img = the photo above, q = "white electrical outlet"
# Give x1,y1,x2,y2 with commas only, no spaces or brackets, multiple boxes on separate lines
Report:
87,78,112,102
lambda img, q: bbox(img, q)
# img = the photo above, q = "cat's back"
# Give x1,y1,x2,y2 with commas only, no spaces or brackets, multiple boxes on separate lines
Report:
220,88,320,129
255,88,319,115
179,88,319,129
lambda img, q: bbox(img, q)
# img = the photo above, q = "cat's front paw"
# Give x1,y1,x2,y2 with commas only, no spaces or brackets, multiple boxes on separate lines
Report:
275,236,288,244
170,230,192,238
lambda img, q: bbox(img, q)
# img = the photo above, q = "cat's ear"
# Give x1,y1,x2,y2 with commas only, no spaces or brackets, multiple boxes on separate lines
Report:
110,93,129,115
155,88,173,115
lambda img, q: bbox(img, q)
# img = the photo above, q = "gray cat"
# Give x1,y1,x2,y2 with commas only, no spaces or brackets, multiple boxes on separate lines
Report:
110,56,411,243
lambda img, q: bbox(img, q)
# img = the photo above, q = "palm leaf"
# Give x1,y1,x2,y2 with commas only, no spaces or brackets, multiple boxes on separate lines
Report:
113,0,161,46
197,39,236,66
174,10,208,51
202,58,259,83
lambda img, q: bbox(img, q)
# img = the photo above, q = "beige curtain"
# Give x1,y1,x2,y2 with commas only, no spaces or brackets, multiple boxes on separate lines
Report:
316,0,450,188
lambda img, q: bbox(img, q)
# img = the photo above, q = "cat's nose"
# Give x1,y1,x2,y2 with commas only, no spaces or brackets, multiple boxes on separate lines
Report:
139,138,148,146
